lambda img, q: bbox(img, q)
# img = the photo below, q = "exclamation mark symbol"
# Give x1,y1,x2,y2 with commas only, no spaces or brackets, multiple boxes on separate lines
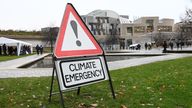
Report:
70,20,81,47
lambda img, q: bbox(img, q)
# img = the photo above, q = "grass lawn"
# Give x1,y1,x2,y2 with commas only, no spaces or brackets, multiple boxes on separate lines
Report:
0,57,192,108
0,54,34,62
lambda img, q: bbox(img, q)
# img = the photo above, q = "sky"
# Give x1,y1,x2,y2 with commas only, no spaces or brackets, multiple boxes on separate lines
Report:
0,0,191,31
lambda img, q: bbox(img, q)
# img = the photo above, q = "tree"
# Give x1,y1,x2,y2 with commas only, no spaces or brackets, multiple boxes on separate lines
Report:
41,27,59,52
177,8,192,43
181,8,192,23
105,24,119,44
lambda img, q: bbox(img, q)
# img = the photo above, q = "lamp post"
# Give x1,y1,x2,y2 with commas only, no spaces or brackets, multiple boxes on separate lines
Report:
151,30,153,43
157,28,161,46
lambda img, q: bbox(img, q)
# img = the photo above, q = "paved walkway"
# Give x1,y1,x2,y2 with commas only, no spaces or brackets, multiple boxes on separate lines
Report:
0,48,192,78
0,53,50,69
108,53,192,70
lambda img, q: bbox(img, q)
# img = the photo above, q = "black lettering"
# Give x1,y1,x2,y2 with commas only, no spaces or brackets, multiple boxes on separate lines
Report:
87,71,92,78
84,72,88,79
74,73,79,81
69,74,75,82
96,69,102,76
79,72,83,80
92,61,96,68
78,63,85,71
65,75,71,83
69,64,75,71
64,68,104,84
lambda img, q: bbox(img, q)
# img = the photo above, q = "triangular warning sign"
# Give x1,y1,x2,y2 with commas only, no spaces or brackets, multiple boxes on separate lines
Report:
54,3,103,58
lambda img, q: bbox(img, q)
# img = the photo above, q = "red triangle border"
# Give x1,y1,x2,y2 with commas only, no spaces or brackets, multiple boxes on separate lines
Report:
54,4,103,58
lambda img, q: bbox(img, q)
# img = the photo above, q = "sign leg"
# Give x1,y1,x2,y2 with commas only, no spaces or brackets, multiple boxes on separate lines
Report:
108,76,116,99
48,67,55,102
103,55,116,99
77,87,81,95
55,66,65,108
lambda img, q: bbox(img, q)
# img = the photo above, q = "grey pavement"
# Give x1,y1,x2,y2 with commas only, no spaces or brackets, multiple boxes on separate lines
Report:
0,53,50,69
108,53,192,70
0,48,192,78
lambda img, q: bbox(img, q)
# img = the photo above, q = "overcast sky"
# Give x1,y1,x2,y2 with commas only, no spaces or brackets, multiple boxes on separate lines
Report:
0,0,191,31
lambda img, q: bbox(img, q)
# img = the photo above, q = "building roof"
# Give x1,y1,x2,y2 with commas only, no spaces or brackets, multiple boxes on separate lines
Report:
0,37,32,46
119,17,131,24
87,10,119,19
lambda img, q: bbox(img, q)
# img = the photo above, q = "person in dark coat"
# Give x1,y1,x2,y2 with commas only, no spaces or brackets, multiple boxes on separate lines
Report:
3,44,7,55
0,45,2,55
137,44,141,50
163,41,167,53
180,41,184,50
39,45,43,55
169,42,174,50
176,42,180,50
144,42,148,50
36,44,40,55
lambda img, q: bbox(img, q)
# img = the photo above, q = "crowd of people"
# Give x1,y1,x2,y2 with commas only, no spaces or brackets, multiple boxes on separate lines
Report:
0,43,44,56
144,42,152,50
143,40,192,52
0,44,18,55
35,44,43,55
0,44,32,55
162,40,191,52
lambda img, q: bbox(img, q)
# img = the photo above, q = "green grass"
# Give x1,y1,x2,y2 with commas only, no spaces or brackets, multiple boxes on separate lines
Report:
0,57,192,108
0,54,33,62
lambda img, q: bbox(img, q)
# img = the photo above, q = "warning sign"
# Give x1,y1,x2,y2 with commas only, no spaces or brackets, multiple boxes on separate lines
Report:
54,4,103,58
55,56,109,90
49,4,115,105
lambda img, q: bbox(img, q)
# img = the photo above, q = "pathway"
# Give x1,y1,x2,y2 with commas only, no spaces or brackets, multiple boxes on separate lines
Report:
0,53,192,78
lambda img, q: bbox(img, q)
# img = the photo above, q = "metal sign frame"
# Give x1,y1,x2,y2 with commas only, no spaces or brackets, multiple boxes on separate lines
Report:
49,54,115,108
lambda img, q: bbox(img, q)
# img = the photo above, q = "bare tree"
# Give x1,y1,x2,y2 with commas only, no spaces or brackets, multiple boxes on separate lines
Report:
105,23,119,44
41,27,59,52
153,32,169,46
181,8,192,23
176,8,192,43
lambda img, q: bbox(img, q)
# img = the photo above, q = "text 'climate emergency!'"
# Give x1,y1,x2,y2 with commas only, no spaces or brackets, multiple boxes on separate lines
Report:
60,58,105,87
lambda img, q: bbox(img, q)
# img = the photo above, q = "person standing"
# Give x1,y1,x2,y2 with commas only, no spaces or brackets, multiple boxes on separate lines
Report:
176,41,180,50
144,42,148,50
180,41,184,50
36,44,40,55
137,44,141,50
0,45,2,55
163,41,167,53
169,42,174,50
3,44,7,55
40,45,43,55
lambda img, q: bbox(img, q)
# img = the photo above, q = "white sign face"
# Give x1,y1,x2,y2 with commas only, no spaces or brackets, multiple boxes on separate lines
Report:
61,12,97,51
55,56,109,90
54,4,103,58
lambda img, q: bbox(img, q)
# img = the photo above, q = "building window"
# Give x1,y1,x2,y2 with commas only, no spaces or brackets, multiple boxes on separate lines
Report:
97,30,101,35
147,26,153,32
103,29,106,35
158,26,172,32
127,27,132,33
89,24,93,31
105,19,108,23
134,26,145,33
146,20,154,26
102,19,105,23
107,18,109,23
93,29,96,35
